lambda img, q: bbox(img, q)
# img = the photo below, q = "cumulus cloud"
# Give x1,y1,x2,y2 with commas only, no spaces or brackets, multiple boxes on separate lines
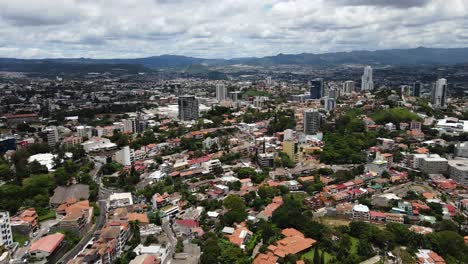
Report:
0,0,466,58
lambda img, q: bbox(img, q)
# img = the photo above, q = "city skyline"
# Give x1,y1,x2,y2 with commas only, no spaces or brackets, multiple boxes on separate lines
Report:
0,0,467,59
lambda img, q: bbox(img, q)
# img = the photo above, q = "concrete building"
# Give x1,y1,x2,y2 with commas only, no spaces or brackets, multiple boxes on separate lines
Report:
114,146,133,166
228,91,242,102
352,204,370,221
361,66,374,91
108,193,134,210
410,121,422,131
216,83,227,102
304,109,321,135
412,153,441,169
342,80,355,95
448,158,468,186
413,81,422,97
76,125,93,138
258,153,275,168
265,76,272,88
203,159,222,174
43,126,59,147
82,137,117,153
309,78,323,99
0,212,13,247
431,78,448,108
420,156,448,174
324,97,336,111
29,233,65,261
455,142,468,158
11,208,38,236
178,95,199,121
123,119,136,134
283,140,299,162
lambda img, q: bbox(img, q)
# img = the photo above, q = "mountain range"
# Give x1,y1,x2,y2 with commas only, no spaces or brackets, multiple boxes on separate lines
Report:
1,47,468,72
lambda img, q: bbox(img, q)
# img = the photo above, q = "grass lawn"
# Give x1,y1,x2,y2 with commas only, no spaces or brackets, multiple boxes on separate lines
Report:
350,237,359,255
318,217,351,227
302,248,333,264
13,232,29,245
38,209,56,222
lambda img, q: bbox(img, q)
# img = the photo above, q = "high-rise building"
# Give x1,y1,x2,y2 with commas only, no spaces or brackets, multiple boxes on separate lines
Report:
178,95,199,121
309,78,323,99
283,140,299,162
123,119,136,134
76,125,93,139
342,81,355,95
0,212,13,247
304,109,321,135
216,84,227,102
114,146,133,166
328,88,339,99
413,81,422,97
324,97,336,111
431,78,448,108
361,66,374,91
43,126,59,147
266,76,272,88
228,91,242,102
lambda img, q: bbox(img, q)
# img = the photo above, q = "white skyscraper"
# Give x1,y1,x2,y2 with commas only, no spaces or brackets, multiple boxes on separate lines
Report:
0,212,13,247
361,66,374,91
216,84,227,102
266,76,272,88
431,78,448,108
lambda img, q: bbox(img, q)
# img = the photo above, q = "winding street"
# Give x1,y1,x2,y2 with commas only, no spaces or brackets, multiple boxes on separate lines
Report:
162,220,176,264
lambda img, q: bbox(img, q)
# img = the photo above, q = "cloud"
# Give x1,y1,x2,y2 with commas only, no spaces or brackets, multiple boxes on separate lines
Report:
331,0,431,8
0,0,466,58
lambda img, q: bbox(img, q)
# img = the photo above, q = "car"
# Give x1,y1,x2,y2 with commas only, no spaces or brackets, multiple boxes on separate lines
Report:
23,241,29,247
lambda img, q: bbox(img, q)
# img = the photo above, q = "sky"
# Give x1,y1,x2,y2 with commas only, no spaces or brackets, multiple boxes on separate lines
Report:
0,0,467,59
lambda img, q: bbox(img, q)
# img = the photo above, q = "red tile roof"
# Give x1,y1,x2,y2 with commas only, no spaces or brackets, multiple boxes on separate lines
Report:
175,219,200,228
29,233,64,254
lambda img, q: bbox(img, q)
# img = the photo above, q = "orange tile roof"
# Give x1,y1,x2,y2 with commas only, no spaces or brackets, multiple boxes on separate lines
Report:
228,223,252,247
267,228,317,258
128,213,149,224
253,252,278,264
262,196,283,218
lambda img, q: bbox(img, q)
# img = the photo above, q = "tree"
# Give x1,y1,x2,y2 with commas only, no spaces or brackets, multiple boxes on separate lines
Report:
200,234,220,264
313,247,320,264
358,239,373,258
29,160,48,175
176,239,184,253
434,220,458,232
428,231,465,259
0,162,12,181
223,195,247,225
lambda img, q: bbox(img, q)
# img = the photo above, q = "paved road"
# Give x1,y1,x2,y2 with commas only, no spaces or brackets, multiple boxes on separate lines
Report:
162,221,176,264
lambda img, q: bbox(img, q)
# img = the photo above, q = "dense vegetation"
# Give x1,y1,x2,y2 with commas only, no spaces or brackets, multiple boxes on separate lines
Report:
320,110,377,164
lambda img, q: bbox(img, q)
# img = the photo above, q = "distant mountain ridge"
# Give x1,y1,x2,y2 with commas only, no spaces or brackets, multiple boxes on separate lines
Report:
2,47,468,70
